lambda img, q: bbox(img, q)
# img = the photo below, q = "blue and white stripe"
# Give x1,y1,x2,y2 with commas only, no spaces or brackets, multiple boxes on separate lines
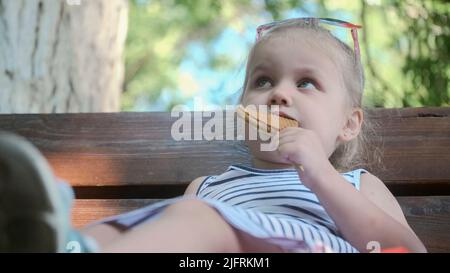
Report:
196,164,367,253
95,164,367,253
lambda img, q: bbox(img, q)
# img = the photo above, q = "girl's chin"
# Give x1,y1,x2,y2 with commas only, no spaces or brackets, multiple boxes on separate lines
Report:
252,152,294,168
246,141,292,164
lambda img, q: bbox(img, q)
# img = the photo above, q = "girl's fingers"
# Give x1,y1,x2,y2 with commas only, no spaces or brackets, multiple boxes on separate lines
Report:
279,127,307,139
277,142,299,161
278,129,306,143
278,134,299,145
280,126,306,133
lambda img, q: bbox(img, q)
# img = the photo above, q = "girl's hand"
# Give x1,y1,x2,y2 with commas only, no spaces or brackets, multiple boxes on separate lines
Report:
276,127,337,189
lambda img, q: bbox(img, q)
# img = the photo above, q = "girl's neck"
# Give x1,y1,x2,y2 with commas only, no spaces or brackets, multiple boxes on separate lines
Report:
251,157,295,170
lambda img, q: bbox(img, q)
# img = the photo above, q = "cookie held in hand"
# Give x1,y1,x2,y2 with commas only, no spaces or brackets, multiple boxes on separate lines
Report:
236,105,304,172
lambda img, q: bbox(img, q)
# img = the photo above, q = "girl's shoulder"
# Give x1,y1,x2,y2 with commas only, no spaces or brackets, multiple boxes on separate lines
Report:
358,171,414,232
340,168,369,191
184,176,210,196
359,170,385,192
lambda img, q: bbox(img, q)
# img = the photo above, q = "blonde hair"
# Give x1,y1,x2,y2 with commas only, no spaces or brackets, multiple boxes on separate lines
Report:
240,20,383,173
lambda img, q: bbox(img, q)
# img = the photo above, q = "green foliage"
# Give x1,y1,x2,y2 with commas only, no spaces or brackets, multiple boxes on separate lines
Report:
358,0,449,107
123,0,253,110
396,0,449,106
122,0,449,110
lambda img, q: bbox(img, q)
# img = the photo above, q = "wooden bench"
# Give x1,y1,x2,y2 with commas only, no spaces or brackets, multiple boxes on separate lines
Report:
0,107,449,252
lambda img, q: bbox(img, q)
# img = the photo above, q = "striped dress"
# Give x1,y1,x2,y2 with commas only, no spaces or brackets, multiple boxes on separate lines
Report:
95,164,367,253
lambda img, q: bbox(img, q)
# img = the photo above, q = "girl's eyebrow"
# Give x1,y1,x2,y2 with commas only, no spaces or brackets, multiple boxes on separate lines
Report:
292,66,324,78
251,63,324,78
250,63,272,75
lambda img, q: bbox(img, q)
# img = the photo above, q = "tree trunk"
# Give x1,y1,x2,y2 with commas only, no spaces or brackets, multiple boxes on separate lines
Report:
0,0,128,113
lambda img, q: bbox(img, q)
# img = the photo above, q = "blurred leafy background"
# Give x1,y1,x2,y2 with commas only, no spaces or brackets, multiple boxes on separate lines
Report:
122,0,449,111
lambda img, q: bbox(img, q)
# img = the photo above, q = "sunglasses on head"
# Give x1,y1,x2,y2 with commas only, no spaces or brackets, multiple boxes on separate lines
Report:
255,17,362,62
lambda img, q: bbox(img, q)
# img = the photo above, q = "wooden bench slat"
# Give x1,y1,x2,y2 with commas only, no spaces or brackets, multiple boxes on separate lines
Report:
1,107,448,252
0,108,449,195
397,196,450,253
72,199,160,229
366,107,450,118
72,196,450,253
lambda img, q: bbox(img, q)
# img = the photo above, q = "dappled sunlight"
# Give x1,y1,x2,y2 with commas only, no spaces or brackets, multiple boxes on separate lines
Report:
45,151,128,187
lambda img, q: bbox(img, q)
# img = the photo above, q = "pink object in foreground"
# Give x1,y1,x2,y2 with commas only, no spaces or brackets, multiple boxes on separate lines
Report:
380,247,410,253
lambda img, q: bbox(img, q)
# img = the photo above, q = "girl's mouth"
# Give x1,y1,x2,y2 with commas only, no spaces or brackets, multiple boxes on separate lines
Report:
271,111,296,121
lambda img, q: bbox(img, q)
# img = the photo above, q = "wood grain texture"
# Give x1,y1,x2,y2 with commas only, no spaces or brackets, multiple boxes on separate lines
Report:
0,108,448,195
397,196,450,253
0,108,448,252
72,196,450,253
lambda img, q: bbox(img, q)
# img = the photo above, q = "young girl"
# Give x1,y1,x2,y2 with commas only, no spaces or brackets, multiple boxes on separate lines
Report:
0,18,426,253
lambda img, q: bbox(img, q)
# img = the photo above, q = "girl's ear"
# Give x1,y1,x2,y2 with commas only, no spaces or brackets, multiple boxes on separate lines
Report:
338,108,363,142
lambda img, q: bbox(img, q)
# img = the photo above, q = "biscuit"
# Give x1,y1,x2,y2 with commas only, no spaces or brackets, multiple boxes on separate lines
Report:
236,105,304,171
236,105,299,133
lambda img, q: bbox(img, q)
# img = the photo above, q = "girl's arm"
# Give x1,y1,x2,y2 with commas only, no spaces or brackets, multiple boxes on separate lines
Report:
307,168,427,253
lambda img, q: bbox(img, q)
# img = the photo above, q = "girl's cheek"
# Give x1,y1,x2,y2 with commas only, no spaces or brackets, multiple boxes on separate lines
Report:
241,91,252,103
241,95,255,105
247,92,267,104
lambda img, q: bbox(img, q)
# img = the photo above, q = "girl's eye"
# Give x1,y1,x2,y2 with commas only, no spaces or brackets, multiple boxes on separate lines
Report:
255,77,272,88
297,79,317,90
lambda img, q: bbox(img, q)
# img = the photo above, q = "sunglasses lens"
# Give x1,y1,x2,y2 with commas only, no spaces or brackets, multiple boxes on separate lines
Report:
256,18,360,60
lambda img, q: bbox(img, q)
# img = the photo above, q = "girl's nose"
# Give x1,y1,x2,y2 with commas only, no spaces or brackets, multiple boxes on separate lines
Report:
269,87,292,106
